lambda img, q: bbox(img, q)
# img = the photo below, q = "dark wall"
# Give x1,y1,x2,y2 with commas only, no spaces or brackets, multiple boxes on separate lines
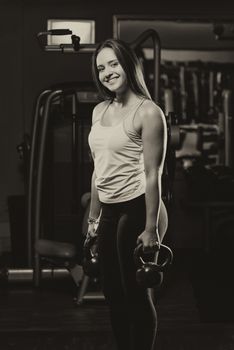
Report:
0,1,24,222
1,0,234,223
22,1,113,133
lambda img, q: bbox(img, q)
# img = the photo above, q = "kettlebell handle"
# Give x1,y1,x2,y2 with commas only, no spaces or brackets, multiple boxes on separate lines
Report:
134,243,173,271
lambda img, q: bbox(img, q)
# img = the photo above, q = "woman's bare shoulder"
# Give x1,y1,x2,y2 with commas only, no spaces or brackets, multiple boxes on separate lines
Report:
140,100,164,118
92,100,109,124
137,99,166,128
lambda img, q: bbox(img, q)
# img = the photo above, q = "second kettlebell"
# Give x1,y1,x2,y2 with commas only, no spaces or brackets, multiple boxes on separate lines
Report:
134,243,173,288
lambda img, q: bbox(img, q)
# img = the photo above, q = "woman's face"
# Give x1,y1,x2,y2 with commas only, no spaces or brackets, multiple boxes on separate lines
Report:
96,47,128,94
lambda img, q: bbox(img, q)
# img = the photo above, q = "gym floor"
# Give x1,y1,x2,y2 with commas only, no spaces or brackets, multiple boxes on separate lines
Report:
1,248,234,350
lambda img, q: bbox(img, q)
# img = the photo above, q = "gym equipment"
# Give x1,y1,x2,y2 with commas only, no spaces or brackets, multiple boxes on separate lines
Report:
134,243,173,289
179,65,187,122
82,235,99,278
27,84,96,284
190,70,200,121
130,29,161,103
223,89,233,167
162,112,180,206
167,112,180,150
0,267,83,285
27,89,52,266
37,31,96,53
164,88,174,116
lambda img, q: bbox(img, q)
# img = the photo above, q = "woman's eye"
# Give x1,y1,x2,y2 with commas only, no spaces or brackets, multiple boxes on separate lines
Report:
111,62,118,67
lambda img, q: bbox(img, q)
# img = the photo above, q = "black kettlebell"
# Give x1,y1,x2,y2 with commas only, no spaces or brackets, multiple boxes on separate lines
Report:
83,235,99,278
134,243,173,288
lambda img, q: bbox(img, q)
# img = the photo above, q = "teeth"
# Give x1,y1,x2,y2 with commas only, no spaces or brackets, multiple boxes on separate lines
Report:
108,77,117,82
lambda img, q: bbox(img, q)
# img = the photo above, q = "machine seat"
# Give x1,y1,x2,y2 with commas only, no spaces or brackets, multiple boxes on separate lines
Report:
35,239,76,260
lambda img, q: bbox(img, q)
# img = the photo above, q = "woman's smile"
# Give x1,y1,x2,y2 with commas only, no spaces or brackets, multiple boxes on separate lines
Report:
105,76,119,83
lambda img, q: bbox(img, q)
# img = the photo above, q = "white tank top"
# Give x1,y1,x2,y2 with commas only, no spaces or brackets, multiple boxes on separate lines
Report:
88,99,147,203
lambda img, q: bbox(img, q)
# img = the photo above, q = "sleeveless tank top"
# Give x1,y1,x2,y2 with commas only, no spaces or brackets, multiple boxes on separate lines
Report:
88,99,147,203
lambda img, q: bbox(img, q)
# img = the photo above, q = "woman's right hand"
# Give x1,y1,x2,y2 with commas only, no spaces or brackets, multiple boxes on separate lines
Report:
88,221,99,237
84,221,99,248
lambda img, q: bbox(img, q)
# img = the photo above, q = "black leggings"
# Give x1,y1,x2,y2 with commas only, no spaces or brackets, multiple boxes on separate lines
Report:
97,194,157,350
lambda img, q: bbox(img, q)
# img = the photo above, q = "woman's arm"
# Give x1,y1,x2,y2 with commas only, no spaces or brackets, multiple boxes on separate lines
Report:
86,103,103,238
136,102,167,251
89,169,101,221
85,169,101,239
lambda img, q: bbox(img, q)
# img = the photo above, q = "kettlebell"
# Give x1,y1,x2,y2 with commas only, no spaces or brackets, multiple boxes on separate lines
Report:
83,235,99,278
134,243,173,288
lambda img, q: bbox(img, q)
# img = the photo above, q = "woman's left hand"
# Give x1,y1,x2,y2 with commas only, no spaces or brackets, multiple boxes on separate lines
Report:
136,230,160,253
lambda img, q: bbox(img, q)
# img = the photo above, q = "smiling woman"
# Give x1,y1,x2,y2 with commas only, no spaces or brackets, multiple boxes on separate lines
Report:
84,38,168,350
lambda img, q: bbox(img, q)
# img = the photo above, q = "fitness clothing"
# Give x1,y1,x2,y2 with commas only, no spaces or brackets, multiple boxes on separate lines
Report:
88,98,167,350
97,194,157,350
88,99,146,203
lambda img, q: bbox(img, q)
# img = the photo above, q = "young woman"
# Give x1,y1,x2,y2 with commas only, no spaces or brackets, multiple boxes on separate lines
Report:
86,38,168,350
